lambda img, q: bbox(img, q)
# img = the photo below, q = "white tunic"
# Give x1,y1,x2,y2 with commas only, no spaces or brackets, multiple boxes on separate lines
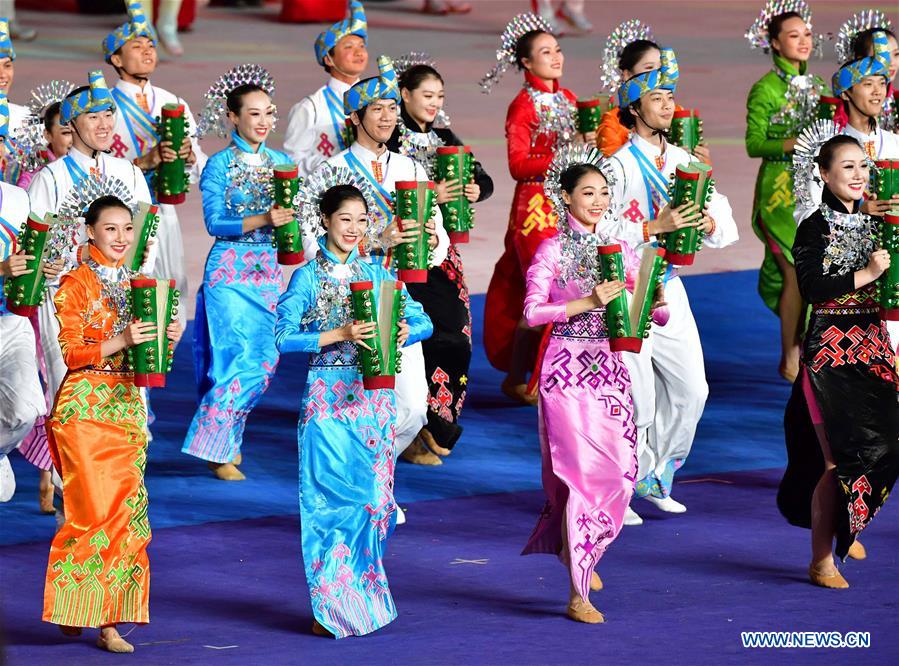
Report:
27,146,153,398
316,141,450,452
282,77,354,178
0,181,45,501
110,79,207,324
603,134,739,497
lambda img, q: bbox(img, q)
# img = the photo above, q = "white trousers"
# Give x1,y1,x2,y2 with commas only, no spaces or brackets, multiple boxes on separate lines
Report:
622,276,709,493
153,203,188,328
0,314,46,501
38,289,67,401
394,341,428,454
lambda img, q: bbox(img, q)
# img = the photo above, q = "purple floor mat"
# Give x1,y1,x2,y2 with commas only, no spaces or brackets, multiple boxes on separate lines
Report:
1,469,896,665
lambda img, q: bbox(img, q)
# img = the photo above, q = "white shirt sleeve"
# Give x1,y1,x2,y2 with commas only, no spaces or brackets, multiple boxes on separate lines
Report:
703,189,739,249
283,98,319,177
26,167,57,218
416,161,448,267
130,164,158,273
602,155,652,250
180,98,208,182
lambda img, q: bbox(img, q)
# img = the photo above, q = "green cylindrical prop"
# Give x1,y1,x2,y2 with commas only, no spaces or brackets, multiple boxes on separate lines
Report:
435,146,474,244
874,160,899,202
156,103,188,205
5,213,52,317
670,109,702,153
129,278,178,388
124,202,160,273
880,213,899,320
350,279,405,390
576,97,606,134
272,163,304,265
660,163,714,266
817,96,841,120
393,180,435,283
597,244,638,353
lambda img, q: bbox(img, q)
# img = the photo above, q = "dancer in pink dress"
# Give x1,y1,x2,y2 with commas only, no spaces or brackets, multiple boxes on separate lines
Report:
521,145,664,624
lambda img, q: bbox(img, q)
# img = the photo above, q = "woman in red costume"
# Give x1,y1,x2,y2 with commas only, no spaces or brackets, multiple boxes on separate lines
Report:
481,13,583,404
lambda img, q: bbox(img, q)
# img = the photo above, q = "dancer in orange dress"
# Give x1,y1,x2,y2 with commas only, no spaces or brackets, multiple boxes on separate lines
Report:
43,195,182,654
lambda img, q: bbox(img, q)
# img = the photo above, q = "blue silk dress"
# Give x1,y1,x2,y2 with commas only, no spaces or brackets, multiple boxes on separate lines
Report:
182,132,289,463
275,237,432,638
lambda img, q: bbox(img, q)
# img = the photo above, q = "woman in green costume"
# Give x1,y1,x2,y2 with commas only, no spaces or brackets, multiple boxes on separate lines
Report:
745,4,825,381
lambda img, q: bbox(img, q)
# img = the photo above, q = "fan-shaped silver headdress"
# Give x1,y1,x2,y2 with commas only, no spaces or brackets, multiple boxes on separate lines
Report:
745,0,812,52
790,119,839,213
600,19,655,93
480,12,555,94
51,175,138,265
294,164,382,249
6,80,77,173
835,10,893,65
28,80,76,117
392,51,451,128
197,64,276,139
544,143,617,217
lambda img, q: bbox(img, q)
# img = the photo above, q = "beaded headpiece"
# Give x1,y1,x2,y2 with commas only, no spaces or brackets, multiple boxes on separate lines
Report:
196,64,276,139
544,143,617,217
314,0,367,67
791,119,840,214
60,70,117,126
618,47,678,109
102,1,157,64
27,80,76,118
294,164,381,247
832,29,891,97
344,55,399,115
835,10,893,65
600,19,655,94
392,51,451,128
9,81,77,173
480,12,555,94
745,0,814,53
0,17,15,61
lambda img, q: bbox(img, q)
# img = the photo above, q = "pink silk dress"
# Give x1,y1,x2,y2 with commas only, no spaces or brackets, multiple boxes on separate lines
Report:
520,216,639,602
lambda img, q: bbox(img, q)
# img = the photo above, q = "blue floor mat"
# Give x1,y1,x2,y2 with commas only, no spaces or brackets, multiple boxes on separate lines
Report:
2,269,790,545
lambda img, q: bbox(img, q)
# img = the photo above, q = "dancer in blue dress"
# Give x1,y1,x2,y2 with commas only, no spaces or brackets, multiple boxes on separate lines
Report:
182,65,295,480
276,172,432,638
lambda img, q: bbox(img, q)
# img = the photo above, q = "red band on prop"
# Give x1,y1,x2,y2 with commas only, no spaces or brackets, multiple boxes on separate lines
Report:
609,336,643,353
664,251,696,266
161,104,185,118
597,244,623,255
363,375,396,390
397,269,428,283
350,280,374,291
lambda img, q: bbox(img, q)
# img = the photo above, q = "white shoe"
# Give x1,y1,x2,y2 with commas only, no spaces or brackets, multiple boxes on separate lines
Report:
644,495,687,513
0,456,15,502
623,506,643,526
395,505,406,526
534,0,560,33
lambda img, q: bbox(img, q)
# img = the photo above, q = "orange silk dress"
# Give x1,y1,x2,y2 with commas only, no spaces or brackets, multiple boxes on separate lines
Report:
43,245,150,628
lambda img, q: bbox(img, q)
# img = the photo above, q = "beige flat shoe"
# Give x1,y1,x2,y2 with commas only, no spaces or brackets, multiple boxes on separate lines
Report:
808,564,849,589
567,599,605,624
232,452,243,466
419,428,451,457
590,571,603,591
400,437,442,466
207,461,246,481
96,634,135,653
847,540,866,560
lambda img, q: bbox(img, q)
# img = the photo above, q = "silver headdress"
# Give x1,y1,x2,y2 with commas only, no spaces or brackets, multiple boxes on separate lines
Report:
790,119,839,214
600,19,655,93
392,51,450,128
293,164,382,249
27,80,76,118
197,64,276,139
835,10,893,64
52,174,137,267
5,80,77,173
745,0,812,52
544,144,618,291
480,12,555,94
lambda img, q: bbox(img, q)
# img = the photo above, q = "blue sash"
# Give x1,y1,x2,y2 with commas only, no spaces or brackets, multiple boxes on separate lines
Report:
628,144,671,219
111,88,159,157
322,86,348,152
63,155,90,185
343,150,394,220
